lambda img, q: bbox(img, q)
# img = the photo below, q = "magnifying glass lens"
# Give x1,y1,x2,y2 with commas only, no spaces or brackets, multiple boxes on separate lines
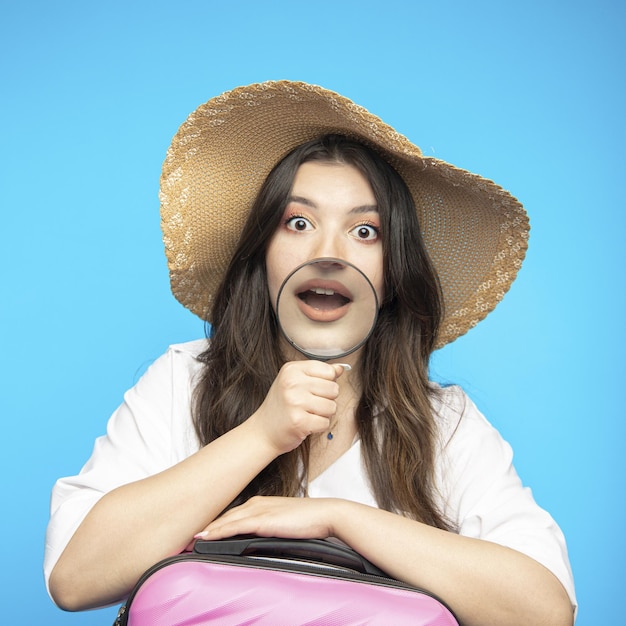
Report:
276,258,378,360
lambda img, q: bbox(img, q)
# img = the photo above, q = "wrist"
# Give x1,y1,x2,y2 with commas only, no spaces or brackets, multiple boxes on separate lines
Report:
323,498,359,540
239,411,286,460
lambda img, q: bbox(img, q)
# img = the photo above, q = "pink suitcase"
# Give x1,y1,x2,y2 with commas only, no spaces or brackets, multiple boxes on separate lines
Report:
114,537,459,626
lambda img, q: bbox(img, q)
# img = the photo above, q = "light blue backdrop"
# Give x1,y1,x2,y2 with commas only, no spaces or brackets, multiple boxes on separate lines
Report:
1,1,623,623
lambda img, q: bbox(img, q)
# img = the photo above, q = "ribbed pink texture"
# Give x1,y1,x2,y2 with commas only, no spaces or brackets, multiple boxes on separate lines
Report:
127,561,458,626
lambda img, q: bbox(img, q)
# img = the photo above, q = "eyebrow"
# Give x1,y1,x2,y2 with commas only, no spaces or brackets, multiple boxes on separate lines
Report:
287,195,378,214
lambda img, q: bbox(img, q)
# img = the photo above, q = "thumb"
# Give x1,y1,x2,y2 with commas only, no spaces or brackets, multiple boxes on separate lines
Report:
332,363,351,378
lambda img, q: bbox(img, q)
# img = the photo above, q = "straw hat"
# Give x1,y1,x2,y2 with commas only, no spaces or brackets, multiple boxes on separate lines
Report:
160,80,529,349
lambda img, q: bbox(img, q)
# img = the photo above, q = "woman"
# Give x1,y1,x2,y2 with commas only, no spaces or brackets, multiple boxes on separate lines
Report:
45,82,576,625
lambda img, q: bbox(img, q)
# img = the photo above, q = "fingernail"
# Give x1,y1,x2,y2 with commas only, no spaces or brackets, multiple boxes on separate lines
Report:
335,363,351,371
194,531,209,539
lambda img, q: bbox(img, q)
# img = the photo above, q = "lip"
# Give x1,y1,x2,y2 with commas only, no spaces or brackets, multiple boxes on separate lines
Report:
294,278,353,323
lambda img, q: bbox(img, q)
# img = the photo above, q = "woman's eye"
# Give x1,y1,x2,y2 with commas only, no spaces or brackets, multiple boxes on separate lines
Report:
350,224,379,241
285,216,313,232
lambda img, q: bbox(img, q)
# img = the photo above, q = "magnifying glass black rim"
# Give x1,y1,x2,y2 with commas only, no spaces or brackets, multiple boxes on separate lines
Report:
275,257,379,361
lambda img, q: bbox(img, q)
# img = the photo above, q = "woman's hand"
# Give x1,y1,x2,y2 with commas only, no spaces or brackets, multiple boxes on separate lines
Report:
249,360,345,455
194,496,337,541
197,497,573,626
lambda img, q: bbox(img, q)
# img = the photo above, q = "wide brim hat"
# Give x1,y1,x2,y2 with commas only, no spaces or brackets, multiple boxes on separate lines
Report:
160,80,529,349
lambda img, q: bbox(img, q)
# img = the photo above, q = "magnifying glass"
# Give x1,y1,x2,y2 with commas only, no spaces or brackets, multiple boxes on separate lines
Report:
276,257,379,361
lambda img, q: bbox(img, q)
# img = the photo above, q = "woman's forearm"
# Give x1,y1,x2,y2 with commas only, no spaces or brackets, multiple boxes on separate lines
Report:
330,500,573,626
49,359,345,611
200,495,573,626
48,419,277,611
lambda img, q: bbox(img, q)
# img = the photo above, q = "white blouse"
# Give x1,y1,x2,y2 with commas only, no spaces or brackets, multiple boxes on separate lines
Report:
44,339,576,609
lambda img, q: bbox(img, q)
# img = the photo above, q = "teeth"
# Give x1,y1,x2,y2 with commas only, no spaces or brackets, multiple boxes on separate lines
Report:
311,288,335,296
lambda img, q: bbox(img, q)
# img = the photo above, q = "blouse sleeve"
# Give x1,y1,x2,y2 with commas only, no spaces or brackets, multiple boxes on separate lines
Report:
434,386,577,612
43,341,205,593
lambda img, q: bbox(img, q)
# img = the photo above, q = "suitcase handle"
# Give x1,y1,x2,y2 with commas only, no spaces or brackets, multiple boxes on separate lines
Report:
193,536,387,577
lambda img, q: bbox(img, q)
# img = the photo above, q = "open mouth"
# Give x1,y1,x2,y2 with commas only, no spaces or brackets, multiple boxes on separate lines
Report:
295,280,352,322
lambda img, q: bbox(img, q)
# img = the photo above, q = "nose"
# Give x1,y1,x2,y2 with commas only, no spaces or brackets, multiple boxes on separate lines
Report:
310,231,347,262
314,258,346,271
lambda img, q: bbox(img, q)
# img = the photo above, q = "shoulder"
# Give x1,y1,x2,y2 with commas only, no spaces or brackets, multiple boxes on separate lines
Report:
167,338,210,359
429,384,516,514
429,383,493,446
117,338,209,410
429,384,576,609
144,338,209,380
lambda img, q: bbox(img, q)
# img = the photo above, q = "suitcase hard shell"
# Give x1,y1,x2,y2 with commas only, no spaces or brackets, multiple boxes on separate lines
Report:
114,537,459,626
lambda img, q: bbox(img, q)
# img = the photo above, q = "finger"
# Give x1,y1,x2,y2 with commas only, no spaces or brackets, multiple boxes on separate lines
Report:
306,377,340,401
195,518,257,540
193,503,257,540
306,396,337,419
198,498,278,540
302,360,343,381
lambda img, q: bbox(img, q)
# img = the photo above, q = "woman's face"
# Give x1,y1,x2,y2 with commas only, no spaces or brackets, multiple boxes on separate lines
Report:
266,161,384,358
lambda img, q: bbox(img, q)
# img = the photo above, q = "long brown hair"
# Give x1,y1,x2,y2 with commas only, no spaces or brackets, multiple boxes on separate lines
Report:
193,134,453,530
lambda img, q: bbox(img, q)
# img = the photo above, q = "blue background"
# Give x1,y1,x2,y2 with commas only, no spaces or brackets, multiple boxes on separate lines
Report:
1,1,623,623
